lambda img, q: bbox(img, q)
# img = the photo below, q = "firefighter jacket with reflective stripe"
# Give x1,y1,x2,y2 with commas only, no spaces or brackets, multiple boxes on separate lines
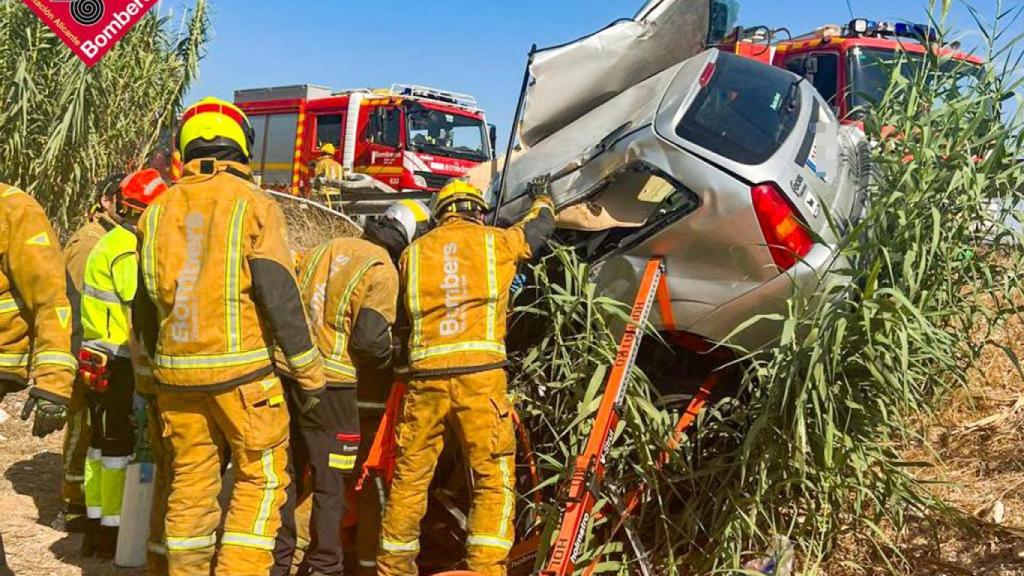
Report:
314,158,344,183
0,184,76,402
82,225,139,359
400,210,552,376
135,159,325,393
298,237,398,386
64,218,111,293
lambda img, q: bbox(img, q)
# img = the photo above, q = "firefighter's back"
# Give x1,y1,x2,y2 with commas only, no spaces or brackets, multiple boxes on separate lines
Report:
139,159,282,389
402,217,529,375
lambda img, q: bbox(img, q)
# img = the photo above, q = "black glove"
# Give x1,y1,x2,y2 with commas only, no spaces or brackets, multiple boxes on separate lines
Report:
526,173,552,199
20,393,68,438
296,387,322,415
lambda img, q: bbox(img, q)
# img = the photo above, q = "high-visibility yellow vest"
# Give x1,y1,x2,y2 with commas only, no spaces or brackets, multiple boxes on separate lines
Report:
82,225,138,359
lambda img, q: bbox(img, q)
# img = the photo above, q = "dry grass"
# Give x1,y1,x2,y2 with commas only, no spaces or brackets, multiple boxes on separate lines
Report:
827,309,1024,576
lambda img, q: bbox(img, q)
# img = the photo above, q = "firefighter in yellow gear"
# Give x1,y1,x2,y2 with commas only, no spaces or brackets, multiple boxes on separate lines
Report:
313,143,344,203
378,178,556,576
80,169,168,557
58,176,120,534
134,97,326,576
0,183,77,430
273,199,430,576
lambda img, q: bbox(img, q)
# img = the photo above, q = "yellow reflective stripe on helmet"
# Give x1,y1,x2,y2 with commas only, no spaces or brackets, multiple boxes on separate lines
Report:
328,453,356,471
153,348,270,369
333,258,379,360
165,532,217,551
409,341,506,362
323,356,357,380
221,531,276,551
485,232,497,342
466,534,514,551
381,538,420,553
252,448,280,536
141,205,162,309
407,244,422,349
225,200,248,352
288,347,320,370
0,353,29,367
35,351,77,370
0,296,19,314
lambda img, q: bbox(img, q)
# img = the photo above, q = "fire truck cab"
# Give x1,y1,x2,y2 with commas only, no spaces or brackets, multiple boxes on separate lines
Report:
723,18,985,122
233,84,495,195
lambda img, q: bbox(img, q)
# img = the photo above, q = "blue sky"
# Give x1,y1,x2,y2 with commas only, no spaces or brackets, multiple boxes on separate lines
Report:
158,0,1021,142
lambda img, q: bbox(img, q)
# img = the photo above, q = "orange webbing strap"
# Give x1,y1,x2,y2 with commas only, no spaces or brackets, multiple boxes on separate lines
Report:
356,381,407,492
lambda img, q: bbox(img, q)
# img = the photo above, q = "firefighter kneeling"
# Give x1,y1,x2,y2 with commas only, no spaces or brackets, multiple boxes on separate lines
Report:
378,178,557,576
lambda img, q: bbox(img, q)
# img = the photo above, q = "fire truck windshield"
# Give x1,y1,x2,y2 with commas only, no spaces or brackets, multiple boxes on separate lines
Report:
405,104,488,162
848,47,981,115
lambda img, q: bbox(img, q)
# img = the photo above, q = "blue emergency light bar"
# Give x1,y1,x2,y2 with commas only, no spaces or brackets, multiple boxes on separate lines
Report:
846,18,938,43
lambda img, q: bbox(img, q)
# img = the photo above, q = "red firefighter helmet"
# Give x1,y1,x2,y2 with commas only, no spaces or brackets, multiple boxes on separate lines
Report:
118,169,168,214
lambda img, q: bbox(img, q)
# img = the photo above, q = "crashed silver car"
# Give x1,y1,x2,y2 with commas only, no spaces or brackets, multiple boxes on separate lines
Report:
491,1,870,352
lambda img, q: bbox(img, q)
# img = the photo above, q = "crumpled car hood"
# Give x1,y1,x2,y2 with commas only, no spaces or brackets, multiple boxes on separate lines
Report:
519,0,738,150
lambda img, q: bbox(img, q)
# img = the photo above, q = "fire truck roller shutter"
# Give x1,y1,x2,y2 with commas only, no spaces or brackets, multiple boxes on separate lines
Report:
343,93,369,172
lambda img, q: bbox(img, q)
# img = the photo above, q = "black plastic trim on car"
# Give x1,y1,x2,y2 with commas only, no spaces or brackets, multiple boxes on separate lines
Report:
795,100,820,167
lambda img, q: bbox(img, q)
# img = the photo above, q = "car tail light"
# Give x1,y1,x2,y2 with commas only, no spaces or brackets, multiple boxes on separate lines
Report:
751,183,814,271
699,61,717,87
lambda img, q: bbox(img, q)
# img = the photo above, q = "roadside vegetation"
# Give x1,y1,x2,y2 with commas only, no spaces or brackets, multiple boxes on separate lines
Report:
508,2,1024,573
0,0,209,231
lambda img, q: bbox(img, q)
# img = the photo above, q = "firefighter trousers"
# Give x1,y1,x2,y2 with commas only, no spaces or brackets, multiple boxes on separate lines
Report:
144,396,172,576
157,374,291,576
273,383,360,576
60,376,92,522
378,368,516,576
83,358,135,528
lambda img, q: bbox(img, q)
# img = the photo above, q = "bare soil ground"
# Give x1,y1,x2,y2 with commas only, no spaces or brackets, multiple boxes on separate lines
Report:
0,394,144,576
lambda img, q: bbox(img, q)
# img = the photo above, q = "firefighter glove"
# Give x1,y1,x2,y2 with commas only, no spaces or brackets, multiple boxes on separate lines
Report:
296,387,322,415
21,393,67,438
526,173,551,200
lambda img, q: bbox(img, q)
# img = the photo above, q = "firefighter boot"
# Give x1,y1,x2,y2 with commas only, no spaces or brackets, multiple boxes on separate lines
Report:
378,379,451,576
159,376,290,576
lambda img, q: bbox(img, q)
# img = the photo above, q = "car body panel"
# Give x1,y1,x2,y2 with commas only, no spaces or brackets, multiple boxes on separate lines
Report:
497,48,866,352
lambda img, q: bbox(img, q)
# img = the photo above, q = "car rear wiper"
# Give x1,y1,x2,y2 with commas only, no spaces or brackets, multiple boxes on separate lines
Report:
782,77,803,115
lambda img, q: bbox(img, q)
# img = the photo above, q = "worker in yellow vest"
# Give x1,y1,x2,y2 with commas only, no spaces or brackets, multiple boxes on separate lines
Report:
378,178,556,576
79,169,168,557
57,176,120,534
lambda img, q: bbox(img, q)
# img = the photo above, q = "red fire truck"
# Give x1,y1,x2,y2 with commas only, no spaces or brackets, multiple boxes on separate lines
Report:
723,18,985,122
231,83,495,196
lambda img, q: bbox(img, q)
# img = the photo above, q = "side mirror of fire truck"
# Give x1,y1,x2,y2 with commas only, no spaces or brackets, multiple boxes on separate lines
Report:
488,124,498,158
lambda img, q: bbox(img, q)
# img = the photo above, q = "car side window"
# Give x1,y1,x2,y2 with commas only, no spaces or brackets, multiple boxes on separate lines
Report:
368,107,401,148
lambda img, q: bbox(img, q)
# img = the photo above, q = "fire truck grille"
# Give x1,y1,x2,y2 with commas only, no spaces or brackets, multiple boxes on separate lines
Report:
415,171,453,190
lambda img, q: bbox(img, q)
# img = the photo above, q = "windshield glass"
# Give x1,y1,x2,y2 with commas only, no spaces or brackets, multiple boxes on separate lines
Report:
847,48,981,114
675,51,803,165
405,104,488,162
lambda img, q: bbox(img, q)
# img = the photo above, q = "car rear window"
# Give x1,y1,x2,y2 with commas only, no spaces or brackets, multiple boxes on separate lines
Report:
675,51,802,165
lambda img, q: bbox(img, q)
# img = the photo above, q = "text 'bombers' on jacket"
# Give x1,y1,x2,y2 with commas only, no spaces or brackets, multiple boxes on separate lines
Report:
297,236,399,386
134,159,325,393
399,204,555,378
0,183,77,402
